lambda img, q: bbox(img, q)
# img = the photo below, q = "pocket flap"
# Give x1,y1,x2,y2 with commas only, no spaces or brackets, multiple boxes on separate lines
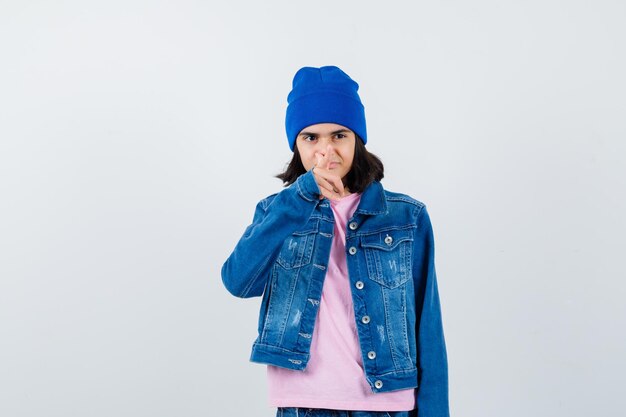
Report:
360,228,413,251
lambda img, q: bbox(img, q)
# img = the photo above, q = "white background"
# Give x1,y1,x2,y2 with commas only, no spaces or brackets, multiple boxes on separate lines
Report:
1,1,625,416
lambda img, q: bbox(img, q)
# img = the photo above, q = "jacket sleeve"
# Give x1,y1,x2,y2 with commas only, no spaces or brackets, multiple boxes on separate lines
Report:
413,205,450,417
221,170,321,298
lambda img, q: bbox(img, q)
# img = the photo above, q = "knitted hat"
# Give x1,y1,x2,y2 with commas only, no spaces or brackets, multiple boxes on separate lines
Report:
285,66,367,151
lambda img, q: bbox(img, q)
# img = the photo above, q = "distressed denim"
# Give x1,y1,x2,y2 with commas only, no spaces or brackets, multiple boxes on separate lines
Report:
222,170,449,417
277,407,413,417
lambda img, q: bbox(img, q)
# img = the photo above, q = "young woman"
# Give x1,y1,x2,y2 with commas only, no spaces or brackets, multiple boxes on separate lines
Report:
222,66,449,417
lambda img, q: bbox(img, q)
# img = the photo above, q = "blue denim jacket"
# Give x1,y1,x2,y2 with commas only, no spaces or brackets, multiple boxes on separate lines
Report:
222,170,449,417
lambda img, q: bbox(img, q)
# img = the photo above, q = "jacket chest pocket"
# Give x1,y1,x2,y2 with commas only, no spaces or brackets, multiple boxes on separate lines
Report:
276,219,318,269
361,228,414,288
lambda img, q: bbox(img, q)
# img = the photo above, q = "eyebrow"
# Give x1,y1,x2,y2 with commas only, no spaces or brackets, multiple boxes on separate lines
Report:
298,129,352,137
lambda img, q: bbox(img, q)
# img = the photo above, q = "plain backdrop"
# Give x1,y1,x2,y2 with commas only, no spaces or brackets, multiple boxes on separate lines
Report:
1,1,625,416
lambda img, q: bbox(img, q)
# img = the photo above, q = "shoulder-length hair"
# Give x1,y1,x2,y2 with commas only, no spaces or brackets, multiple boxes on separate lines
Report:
275,134,384,194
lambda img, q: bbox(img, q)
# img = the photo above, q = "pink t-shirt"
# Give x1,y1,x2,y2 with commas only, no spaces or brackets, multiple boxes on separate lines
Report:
267,192,416,411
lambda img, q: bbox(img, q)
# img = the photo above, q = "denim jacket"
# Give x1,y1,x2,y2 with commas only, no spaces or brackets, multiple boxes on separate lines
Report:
222,170,449,417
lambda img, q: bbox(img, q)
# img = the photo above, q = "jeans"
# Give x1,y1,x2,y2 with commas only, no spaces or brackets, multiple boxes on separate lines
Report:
276,407,414,417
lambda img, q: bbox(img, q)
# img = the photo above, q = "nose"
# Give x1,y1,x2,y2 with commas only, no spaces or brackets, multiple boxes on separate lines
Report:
314,143,336,160
315,139,336,154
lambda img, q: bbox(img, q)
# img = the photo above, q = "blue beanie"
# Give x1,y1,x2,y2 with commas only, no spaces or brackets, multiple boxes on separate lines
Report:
285,66,367,151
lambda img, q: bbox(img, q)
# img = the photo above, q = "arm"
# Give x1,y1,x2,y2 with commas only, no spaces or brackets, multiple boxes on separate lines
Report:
413,206,450,417
221,170,321,298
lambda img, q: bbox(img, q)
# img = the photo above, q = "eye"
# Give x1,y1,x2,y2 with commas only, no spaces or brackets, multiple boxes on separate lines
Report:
334,133,346,139
302,135,317,142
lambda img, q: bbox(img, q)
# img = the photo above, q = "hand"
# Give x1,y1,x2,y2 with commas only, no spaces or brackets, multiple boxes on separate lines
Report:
311,145,346,201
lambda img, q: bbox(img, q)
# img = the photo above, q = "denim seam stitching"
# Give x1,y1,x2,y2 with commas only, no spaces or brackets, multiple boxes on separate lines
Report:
374,367,418,376
252,342,309,355
382,285,402,370
356,225,417,237
386,195,423,207
277,265,301,345
260,267,278,341
400,284,412,362
240,253,272,297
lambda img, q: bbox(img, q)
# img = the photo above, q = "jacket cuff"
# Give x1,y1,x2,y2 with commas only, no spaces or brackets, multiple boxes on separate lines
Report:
295,169,320,202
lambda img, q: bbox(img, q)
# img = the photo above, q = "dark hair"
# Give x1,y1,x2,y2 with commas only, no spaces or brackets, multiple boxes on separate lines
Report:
275,134,384,194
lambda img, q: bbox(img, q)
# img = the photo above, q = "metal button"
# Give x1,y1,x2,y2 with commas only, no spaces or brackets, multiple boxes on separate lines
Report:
374,380,383,389
349,221,358,230
355,281,364,290
348,246,357,255
384,235,393,245
367,351,376,360
361,315,370,324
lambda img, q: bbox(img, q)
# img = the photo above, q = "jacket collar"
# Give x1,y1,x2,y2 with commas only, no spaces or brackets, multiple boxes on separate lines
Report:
317,181,387,215
354,181,387,216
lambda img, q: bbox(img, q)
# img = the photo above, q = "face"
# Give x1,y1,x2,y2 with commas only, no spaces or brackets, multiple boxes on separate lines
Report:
295,123,356,182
